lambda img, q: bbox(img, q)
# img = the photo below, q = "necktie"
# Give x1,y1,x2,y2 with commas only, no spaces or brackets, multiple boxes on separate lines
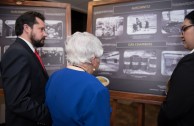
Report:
34,50,45,70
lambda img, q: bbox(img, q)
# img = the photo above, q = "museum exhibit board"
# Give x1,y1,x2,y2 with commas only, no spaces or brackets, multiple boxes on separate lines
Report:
88,0,194,96
87,0,194,125
0,0,71,90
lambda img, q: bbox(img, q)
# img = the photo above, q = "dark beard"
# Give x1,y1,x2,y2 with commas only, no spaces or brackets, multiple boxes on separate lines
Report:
31,35,45,47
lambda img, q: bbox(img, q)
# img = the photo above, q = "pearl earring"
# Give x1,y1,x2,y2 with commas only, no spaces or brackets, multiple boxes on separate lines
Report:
93,68,96,71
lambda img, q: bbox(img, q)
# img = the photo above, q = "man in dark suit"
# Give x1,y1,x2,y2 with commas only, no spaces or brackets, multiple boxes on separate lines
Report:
158,10,194,126
1,11,51,126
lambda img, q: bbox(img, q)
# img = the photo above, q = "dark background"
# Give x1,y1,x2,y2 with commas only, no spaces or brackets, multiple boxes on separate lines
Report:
71,10,87,34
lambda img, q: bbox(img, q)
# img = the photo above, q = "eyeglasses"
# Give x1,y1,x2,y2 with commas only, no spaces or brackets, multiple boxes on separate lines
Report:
181,24,194,34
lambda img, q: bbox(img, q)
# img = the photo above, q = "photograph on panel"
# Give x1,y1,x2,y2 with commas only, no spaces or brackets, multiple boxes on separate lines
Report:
3,45,10,53
127,14,157,35
123,50,157,75
95,16,124,37
4,20,16,38
98,51,120,72
161,51,189,76
45,20,63,39
187,9,194,14
161,10,184,34
0,19,2,36
37,47,64,66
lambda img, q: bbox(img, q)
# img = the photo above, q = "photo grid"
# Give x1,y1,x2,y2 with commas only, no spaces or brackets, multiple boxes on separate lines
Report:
94,8,194,79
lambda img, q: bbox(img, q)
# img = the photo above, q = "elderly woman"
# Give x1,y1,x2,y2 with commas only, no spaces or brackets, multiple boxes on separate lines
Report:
45,32,111,126
158,10,194,126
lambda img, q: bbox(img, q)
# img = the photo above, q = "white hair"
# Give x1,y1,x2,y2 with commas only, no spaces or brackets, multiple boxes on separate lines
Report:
65,32,103,65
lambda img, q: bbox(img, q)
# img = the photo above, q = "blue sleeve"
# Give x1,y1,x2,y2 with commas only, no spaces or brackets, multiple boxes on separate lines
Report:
83,88,111,126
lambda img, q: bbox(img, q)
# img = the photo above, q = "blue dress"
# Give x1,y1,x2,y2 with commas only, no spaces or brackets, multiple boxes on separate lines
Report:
45,68,111,126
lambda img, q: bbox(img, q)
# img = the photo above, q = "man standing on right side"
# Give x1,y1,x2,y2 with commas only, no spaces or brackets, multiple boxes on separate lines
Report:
1,11,51,126
158,10,194,126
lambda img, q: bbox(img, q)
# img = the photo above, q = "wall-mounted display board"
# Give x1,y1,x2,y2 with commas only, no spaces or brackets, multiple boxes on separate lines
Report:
87,0,194,97
0,1,71,90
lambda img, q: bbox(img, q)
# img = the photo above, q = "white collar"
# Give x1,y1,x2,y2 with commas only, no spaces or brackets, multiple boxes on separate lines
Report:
190,49,194,54
18,37,35,53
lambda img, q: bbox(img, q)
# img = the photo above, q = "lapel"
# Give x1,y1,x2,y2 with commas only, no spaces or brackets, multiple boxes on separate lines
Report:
15,38,49,78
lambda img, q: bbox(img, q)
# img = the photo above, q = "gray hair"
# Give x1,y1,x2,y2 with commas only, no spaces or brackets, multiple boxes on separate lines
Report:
65,32,103,65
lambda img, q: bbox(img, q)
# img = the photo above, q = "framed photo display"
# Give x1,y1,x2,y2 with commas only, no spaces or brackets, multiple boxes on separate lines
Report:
87,0,194,98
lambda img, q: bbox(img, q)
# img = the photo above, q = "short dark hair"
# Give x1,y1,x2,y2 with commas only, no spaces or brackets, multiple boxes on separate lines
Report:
15,11,45,36
185,10,194,25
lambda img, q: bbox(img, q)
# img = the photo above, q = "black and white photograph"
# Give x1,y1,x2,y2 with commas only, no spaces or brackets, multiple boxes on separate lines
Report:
0,19,2,36
98,51,120,72
45,20,63,39
161,10,184,34
161,51,189,76
37,47,64,66
95,16,124,37
123,50,157,75
127,14,157,35
187,9,194,14
4,20,16,38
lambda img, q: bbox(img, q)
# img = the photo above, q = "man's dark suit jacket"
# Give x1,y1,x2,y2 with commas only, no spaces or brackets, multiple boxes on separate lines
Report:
0,38,51,126
158,52,194,126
